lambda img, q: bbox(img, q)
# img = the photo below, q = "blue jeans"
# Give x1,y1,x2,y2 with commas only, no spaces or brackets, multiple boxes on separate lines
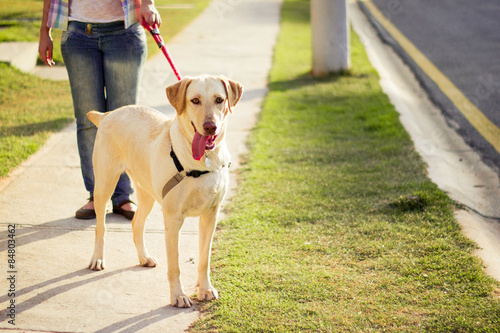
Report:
61,21,147,205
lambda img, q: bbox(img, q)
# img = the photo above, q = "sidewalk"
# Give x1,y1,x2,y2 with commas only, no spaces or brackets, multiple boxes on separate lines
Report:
0,0,282,331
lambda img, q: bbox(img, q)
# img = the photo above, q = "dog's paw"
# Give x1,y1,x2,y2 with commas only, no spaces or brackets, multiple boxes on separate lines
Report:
198,287,218,301
172,295,193,308
89,258,106,271
140,256,159,267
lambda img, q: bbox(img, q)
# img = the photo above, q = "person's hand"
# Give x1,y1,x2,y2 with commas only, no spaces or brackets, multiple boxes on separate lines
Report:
140,1,161,27
38,27,55,67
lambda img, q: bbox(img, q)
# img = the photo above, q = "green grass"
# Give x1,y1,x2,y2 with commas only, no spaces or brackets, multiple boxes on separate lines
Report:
0,0,63,63
0,0,210,179
189,0,500,331
0,0,210,64
0,63,73,177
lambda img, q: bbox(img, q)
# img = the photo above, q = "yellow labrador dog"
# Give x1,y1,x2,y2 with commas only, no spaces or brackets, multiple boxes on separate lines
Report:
86,75,243,308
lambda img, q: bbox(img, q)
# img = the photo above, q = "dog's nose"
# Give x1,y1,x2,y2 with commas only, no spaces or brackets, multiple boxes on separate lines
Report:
203,121,217,135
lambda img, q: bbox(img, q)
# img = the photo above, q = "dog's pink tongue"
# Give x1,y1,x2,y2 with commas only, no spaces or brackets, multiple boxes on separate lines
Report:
192,131,210,161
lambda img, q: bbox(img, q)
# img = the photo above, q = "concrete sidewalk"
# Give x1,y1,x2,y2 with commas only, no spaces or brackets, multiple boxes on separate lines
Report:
0,0,282,331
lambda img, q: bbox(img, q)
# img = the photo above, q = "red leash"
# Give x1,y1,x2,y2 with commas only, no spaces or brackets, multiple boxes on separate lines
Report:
141,21,182,81
135,1,182,81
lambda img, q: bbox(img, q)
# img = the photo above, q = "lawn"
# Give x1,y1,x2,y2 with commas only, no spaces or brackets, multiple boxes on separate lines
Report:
189,0,500,331
0,63,73,177
0,0,210,179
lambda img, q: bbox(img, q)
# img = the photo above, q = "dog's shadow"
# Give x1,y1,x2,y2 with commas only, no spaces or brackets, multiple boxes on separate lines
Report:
0,264,189,331
0,215,192,331
94,305,195,333
0,266,132,322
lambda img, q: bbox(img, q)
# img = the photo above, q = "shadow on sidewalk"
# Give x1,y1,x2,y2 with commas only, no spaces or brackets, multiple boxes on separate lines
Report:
0,211,192,331
0,212,139,254
0,266,134,323
0,264,187,329
0,217,93,253
94,305,195,333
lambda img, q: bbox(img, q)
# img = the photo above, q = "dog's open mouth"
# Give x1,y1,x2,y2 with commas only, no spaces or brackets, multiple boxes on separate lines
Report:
192,123,217,161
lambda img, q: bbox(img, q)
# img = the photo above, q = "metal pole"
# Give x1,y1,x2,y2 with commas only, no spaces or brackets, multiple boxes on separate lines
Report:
311,0,350,76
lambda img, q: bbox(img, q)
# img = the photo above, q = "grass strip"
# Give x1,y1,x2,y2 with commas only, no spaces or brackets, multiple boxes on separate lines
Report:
189,0,500,331
0,63,73,177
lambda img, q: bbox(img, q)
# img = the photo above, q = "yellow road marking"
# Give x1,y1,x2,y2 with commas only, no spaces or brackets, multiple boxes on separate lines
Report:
359,0,500,153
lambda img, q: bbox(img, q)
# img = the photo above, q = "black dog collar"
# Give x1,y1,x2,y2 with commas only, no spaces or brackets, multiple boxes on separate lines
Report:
162,147,210,198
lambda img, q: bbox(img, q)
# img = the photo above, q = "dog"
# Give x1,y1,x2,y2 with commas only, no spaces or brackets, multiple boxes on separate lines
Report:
86,75,243,308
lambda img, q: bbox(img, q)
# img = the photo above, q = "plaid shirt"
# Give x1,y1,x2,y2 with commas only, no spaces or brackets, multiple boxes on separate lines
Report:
47,0,137,31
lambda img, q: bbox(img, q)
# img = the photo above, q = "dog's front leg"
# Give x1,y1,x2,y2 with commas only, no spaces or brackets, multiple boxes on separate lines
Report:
164,212,193,308
198,209,219,301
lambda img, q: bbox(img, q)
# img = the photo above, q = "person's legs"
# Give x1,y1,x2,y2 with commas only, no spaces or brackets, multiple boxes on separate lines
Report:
61,22,105,199
101,22,148,206
61,21,147,217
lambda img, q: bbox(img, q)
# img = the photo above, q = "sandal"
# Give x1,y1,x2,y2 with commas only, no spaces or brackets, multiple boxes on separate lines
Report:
113,199,136,220
75,197,96,220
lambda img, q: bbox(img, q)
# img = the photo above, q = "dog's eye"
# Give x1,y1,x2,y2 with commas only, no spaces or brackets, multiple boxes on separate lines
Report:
191,98,200,105
215,97,224,104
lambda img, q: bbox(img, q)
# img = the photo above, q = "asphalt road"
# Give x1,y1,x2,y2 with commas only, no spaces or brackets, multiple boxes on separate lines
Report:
364,0,500,173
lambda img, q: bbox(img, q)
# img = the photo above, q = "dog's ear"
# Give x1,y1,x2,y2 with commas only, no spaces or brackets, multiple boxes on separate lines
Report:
166,77,193,114
219,76,243,113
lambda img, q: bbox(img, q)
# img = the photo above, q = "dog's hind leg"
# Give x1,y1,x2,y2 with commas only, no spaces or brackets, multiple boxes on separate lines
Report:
89,151,122,271
132,184,158,267
197,209,219,301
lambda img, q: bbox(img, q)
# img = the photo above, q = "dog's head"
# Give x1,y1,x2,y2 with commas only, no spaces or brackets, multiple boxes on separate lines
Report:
166,75,243,161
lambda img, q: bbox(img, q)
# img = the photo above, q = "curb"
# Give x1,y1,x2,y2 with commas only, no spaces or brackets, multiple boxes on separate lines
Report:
356,0,500,177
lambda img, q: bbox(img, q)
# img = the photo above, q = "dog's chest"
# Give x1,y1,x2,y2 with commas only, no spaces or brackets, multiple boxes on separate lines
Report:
169,168,229,217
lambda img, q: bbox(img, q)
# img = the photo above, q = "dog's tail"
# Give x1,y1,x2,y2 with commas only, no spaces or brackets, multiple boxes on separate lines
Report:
86,111,109,127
